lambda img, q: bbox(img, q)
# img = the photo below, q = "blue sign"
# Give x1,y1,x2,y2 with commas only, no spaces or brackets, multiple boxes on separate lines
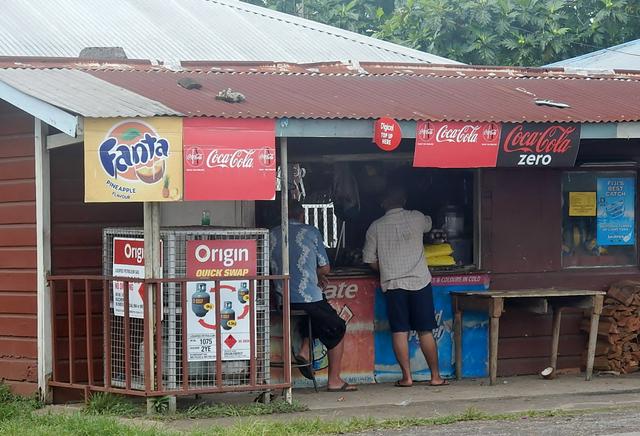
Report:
597,177,635,246
374,275,489,382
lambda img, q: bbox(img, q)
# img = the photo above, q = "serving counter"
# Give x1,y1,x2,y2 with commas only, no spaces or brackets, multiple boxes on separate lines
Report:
274,268,491,387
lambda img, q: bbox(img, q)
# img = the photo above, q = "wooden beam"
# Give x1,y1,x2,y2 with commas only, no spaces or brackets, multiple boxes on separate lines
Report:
35,119,52,402
46,132,84,150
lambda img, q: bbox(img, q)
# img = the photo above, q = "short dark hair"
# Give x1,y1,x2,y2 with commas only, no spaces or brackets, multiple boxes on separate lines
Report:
382,185,407,209
288,199,305,219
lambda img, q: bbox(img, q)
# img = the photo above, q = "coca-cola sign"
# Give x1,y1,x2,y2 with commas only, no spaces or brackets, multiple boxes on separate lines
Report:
497,123,581,167
183,119,276,200
413,121,501,168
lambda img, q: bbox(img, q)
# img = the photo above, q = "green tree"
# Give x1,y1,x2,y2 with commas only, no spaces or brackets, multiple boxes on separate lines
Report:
243,0,640,66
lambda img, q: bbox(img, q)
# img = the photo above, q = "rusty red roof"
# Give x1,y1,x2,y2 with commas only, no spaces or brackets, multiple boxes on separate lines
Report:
1,59,640,123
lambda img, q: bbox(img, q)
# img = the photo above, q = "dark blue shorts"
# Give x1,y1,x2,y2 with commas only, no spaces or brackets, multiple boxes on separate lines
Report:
385,283,437,333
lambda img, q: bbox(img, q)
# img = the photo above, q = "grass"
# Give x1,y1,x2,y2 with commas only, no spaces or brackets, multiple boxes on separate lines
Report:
181,398,308,419
85,392,142,417
189,408,589,435
0,383,632,435
83,392,308,420
0,383,166,436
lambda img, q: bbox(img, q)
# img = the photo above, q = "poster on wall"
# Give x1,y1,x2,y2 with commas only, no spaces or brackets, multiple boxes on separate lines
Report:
185,239,257,361
310,277,376,385
375,274,490,381
183,118,276,201
497,123,581,167
112,237,163,319
597,177,635,246
413,121,501,168
84,117,183,202
569,192,597,217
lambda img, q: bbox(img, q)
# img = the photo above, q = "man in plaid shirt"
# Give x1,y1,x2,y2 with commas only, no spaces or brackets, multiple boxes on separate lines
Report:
363,186,447,387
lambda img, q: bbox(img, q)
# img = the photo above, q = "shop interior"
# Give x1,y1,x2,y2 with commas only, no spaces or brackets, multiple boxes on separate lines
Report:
256,138,478,276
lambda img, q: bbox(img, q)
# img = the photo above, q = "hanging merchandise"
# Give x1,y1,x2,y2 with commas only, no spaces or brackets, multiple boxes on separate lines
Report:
332,162,361,221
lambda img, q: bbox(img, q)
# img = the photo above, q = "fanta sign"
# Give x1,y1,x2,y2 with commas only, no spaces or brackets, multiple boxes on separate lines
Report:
84,118,183,202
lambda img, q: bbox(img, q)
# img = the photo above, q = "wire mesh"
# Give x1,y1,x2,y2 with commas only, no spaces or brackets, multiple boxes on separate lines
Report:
103,227,271,392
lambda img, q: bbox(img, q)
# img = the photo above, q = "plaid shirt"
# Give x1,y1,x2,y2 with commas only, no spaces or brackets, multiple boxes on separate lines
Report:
362,208,432,292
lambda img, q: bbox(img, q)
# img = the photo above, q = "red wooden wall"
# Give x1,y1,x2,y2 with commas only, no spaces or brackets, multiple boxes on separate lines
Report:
0,101,37,395
481,166,640,376
49,143,142,395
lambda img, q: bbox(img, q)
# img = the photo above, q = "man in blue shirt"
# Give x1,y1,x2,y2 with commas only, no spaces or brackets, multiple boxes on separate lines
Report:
270,200,356,392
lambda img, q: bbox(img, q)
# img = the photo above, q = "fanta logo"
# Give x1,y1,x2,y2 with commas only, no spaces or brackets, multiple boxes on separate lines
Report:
98,121,170,185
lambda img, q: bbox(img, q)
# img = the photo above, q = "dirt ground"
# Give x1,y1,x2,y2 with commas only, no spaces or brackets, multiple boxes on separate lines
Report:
358,408,640,435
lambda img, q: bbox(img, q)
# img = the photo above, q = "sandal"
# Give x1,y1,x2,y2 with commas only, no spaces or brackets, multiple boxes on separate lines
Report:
293,355,314,381
428,379,450,387
394,380,413,388
327,382,358,392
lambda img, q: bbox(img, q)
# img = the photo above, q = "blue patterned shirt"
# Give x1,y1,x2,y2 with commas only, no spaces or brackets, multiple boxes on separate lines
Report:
270,220,329,304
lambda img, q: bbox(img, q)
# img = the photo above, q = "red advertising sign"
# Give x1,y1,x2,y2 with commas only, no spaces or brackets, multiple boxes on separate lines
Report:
374,118,402,151
186,239,257,278
497,123,581,167
413,121,501,168
185,239,257,361
112,237,163,319
183,118,276,201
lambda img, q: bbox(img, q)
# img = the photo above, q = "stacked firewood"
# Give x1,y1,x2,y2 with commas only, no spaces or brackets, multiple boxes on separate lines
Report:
582,281,640,374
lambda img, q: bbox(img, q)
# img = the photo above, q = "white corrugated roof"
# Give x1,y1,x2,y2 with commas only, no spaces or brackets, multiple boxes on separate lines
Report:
546,39,640,70
0,0,459,65
0,69,180,117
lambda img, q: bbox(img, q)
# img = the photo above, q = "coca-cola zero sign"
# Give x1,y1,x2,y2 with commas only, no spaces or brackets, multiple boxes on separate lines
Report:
413,121,501,168
183,119,276,200
497,123,581,167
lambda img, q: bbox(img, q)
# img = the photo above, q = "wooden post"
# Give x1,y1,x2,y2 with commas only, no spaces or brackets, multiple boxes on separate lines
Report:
144,202,174,413
586,294,604,381
35,119,53,402
280,137,292,404
489,298,503,386
550,307,562,371
453,297,462,381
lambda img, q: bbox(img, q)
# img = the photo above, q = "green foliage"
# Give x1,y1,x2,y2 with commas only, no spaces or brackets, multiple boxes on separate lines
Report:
0,412,172,436
84,392,142,417
0,383,41,423
242,0,640,66
190,407,583,435
182,399,307,419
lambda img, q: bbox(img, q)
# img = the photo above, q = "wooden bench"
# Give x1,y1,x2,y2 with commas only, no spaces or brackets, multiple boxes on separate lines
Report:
451,289,605,385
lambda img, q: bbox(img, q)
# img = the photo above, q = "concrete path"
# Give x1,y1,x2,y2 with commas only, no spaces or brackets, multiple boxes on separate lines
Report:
168,373,640,431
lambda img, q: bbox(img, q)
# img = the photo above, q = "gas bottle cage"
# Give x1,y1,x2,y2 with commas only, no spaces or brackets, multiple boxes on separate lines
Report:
46,274,292,400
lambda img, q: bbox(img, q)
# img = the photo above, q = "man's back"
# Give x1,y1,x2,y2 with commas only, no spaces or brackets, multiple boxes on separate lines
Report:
363,208,432,291
270,221,329,304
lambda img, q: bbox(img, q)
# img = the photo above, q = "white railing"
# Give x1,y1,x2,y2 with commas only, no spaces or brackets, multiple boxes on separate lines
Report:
303,203,340,248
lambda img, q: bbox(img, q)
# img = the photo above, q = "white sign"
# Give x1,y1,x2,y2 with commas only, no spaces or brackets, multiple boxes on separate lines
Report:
186,280,253,361
112,237,162,319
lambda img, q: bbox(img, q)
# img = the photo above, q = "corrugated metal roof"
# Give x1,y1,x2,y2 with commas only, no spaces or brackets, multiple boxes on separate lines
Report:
1,63,639,123
546,39,640,70
0,0,459,65
0,69,180,117
85,67,640,123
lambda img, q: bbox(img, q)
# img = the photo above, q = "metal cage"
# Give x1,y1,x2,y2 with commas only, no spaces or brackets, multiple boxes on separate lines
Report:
103,227,271,392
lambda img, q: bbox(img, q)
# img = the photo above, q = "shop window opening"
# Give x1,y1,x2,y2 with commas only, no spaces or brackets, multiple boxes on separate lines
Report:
257,147,478,274
562,170,637,268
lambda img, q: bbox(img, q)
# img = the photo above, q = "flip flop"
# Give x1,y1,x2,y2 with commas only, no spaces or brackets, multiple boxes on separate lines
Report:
327,382,358,392
427,380,450,387
293,355,314,381
394,381,413,388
